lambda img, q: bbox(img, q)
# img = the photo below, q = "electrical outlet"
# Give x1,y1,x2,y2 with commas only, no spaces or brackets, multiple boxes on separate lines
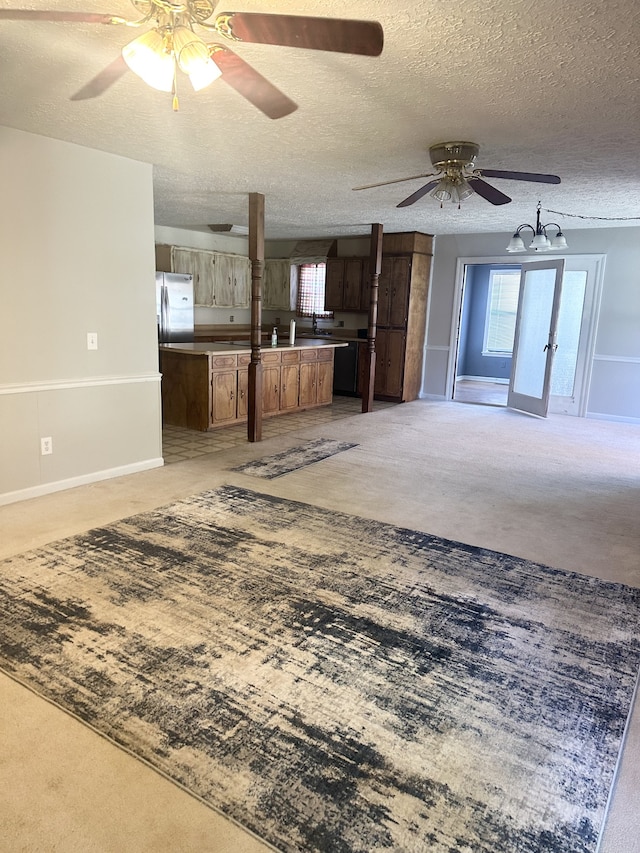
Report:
87,332,98,350
275,317,281,325
229,315,234,323
41,436,53,455
338,320,345,327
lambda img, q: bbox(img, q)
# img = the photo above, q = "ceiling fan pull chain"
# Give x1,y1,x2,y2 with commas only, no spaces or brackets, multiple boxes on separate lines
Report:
172,66,179,111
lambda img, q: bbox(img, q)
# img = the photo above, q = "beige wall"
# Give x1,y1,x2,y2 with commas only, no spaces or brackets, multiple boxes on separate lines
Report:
0,127,162,504
424,227,640,421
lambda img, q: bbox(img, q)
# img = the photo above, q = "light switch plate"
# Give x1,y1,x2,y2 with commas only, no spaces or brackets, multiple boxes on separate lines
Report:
87,332,98,350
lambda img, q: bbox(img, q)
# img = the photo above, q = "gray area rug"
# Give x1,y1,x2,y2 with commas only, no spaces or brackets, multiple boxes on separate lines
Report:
1,485,639,853
231,437,358,478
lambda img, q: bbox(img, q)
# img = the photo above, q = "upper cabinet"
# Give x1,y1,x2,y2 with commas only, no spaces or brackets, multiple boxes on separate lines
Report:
155,244,250,308
325,258,367,312
264,259,293,310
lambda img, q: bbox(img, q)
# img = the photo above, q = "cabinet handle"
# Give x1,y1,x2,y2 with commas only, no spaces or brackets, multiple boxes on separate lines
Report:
240,390,245,398
275,385,278,393
388,360,391,367
230,391,234,400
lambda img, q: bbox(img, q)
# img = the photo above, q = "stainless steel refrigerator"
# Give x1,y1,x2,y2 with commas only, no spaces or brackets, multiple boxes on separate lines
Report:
156,272,194,343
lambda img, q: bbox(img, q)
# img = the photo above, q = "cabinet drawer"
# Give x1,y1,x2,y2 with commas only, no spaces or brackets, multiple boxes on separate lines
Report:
317,348,333,362
211,354,237,368
281,349,301,364
238,354,251,366
262,350,282,364
300,349,319,362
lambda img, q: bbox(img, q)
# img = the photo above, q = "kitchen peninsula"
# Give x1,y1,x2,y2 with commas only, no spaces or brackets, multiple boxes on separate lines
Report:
159,339,347,432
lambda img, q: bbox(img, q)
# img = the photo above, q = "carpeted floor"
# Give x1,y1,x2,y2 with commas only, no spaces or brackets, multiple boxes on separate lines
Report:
2,482,639,853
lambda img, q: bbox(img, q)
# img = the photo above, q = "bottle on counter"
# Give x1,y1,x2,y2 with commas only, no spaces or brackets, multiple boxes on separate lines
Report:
289,319,296,346
271,327,278,347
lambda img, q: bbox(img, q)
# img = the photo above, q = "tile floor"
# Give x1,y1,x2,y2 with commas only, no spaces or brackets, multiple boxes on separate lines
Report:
162,396,393,464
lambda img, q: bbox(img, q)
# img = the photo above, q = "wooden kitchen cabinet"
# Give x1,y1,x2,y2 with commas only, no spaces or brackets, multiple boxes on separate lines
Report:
374,329,406,398
299,349,334,406
263,259,293,310
361,232,433,404
160,344,339,432
324,258,366,312
156,244,250,308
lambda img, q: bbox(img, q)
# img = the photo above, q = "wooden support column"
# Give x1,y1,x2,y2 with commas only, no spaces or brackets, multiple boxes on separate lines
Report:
248,192,265,442
362,223,383,413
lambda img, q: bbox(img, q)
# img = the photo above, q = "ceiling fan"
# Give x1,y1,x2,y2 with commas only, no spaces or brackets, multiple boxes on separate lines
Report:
0,0,383,117
354,141,561,207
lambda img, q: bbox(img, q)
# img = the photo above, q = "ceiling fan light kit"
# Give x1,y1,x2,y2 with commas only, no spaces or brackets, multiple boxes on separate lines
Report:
506,202,568,253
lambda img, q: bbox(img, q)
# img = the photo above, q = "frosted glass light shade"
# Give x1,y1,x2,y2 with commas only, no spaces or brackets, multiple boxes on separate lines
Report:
172,26,221,90
530,232,550,250
122,30,174,92
551,232,568,250
432,179,453,202
506,234,526,252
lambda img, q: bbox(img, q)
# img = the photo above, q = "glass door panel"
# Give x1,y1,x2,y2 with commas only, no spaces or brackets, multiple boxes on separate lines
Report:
508,260,564,417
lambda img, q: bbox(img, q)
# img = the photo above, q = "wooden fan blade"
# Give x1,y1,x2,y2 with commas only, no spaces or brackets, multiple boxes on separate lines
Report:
480,169,562,184
0,9,125,24
214,12,383,55
212,47,297,119
468,178,512,205
396,180,441,208
70,55,129,101
353,172,436,191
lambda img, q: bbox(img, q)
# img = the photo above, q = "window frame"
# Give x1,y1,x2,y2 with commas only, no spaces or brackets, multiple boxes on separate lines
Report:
482,269,521,357
294,263,333,319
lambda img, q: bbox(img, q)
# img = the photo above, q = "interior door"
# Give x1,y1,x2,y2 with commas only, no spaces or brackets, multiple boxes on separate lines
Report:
507,259,565,417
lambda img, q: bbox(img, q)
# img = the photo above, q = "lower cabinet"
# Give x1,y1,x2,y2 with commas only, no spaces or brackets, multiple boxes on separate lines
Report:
375,329,406,399
161,346,337,432
300,349,333,407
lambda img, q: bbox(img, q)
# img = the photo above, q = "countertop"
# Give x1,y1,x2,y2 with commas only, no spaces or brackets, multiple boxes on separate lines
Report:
160,339,348,356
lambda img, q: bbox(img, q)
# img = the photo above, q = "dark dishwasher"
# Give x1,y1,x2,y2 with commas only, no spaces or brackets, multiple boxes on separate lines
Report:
333,341,359,396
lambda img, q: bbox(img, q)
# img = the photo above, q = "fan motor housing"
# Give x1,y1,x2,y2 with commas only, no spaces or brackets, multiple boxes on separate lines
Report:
429,141,480,170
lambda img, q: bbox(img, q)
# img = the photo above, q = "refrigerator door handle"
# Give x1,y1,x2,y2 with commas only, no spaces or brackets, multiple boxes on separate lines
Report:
162,284,169,339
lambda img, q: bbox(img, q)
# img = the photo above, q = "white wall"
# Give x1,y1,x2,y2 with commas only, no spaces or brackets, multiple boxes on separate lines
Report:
0,127,162,505
424,227,640,421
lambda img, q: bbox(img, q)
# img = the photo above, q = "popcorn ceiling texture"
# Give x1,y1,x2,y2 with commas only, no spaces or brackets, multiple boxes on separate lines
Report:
0,0,638,237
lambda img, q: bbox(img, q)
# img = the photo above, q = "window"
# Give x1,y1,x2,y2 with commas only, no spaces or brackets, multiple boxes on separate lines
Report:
295,263,333,319
483,270,521,355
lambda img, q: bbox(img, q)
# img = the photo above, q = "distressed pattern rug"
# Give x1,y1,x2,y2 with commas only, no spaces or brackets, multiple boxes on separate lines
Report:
231,437,357,478
1,485,640,853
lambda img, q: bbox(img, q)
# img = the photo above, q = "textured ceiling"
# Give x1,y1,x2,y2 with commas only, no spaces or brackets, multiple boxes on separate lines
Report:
1,0,639,239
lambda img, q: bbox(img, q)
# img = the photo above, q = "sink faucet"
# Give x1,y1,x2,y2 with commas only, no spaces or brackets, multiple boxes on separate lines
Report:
312,313,318,334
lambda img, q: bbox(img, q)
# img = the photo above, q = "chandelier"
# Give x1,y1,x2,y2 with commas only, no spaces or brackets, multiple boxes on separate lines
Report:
506,202,568,253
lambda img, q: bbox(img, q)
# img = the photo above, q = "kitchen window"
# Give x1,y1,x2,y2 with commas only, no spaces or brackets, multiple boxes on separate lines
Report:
295,263,333,319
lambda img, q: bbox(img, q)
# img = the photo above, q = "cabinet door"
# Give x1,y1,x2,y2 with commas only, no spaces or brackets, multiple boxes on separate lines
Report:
324,259,344,311
343,259,363,311
280,364,300,410
211,370,237,426
211,253,235,307
231,255,251,308
316,358,333,404
264,260,292,310
172,247,213,306
387,257,411,327
262,365,281,414
360,258,371,312
237,366,248,419
375,328,405,398
299,362,318,407
377,256,394,325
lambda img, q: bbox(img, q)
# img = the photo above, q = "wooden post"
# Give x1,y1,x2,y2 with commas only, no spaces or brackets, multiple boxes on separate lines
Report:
248,193,265,442
362,223,383,413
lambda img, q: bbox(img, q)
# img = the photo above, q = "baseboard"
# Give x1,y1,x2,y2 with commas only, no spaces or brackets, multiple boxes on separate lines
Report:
586,412,640,425
456,375,510,385
0,458,164,507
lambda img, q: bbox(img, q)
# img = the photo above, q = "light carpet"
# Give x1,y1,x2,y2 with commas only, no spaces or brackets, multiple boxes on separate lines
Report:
231,437,358,478
1,484,639,853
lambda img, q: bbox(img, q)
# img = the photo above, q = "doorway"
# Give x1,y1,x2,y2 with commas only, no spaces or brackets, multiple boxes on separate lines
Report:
449,255,605,416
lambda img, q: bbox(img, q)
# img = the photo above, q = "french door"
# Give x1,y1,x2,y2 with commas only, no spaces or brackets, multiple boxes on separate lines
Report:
507,259,565,417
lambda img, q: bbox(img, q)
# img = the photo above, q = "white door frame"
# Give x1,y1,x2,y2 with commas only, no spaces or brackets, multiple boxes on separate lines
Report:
447,254,606,416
